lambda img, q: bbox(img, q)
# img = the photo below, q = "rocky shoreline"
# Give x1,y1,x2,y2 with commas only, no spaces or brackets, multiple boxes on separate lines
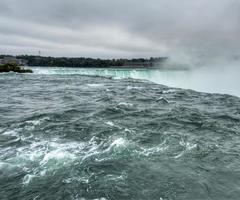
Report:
0,63,33,73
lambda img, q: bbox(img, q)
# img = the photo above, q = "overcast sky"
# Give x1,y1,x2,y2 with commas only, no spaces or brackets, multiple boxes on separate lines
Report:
0,0,239,58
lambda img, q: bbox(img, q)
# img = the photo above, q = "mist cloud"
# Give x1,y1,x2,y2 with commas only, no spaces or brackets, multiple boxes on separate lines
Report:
0,0,239,59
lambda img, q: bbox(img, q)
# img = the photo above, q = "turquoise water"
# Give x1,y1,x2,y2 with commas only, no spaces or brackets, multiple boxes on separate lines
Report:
31,67,240,97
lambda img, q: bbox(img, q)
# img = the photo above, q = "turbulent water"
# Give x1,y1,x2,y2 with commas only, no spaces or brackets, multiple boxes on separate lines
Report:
0,69,240,200
32,67,240,97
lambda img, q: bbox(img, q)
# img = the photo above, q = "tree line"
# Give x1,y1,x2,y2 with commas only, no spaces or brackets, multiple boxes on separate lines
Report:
0,55,167,67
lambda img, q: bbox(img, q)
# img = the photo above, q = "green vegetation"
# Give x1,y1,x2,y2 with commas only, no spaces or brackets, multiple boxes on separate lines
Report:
0,55,167,68
0,63,33,73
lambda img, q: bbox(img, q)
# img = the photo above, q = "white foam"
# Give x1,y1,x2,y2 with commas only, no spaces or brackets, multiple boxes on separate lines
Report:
126,86,142,90
105,121,115,127
141,144,168,156
105,171,127,182
25,117,50,126
180,140,197,150
21,117,50,132
64,175,90,184
28,148,44,162
2,133,176,188
174,151,185,159
157,97,169,103
175,140,197,159
23,174,36,185
40,149,76,166
33,195,40,200
2,129,19,136
104,121,122,129
162,89,177,94
87,83,104,87
75,198,107,200
110,138,127,148
118,102,133,107
124,128,134,133
3,128,34,141
8,140,86,185
186,142,197,150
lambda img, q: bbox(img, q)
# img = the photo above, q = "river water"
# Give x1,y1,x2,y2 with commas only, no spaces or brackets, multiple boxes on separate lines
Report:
0,67,240,200
32,67,240,97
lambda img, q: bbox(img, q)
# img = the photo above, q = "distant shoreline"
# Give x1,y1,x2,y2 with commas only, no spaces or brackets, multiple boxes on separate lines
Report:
0,55,167,68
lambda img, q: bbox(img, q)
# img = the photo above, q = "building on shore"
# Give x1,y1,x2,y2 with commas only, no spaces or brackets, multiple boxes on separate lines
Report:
0,57,28,66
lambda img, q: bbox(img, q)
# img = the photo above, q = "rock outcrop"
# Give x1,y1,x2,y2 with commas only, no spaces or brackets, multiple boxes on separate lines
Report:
0,63,33,73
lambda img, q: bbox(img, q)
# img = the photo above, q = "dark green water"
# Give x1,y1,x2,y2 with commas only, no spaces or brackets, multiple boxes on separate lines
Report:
0,71,240,200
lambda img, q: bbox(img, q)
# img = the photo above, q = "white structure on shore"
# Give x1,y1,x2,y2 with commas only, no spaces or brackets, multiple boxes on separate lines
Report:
0,57,28,65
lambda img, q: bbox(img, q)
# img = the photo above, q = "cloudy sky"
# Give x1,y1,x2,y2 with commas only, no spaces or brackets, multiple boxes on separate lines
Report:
0,0,239,58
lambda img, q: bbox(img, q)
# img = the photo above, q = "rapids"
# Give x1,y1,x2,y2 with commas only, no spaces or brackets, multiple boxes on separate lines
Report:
0,70,240,200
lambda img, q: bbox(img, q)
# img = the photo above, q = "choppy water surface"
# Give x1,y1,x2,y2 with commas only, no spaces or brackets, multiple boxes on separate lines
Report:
33,67,240,97
0,71,240,200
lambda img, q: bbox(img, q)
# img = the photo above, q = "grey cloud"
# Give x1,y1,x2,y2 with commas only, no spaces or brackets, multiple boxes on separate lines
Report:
0,0,239,59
